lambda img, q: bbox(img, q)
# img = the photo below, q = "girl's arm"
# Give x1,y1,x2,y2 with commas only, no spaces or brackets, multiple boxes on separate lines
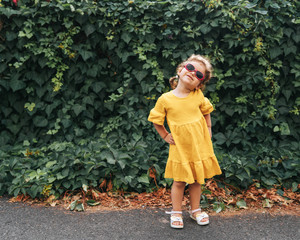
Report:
204,114,212,138
153,123,175,145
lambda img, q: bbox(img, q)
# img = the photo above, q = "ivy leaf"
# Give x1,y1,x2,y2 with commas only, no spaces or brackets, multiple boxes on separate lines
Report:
138,174,150,184
79,49,94,61
269,47,282,59
213,202,225,213
86,200,101,206
46,161,57,168
254,9,268,15
273,126,280,132
92,82,106,93
262,199,272,208
72,104,86,116
103,151,116,165
84,120,94,129
213,133,227,145
83,24,96,36
0,8,20,18
10,80,26,92
70,200,85,211
200,24,211,34
236,199,247,209
245,3,257,8
69,201,76,211
279,122,290,135
121,32,131,44
82,184,88,192
133,70,148,82
33,116,48,127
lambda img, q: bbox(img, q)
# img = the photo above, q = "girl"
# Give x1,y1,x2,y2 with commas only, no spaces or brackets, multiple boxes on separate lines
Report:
148,54,222,229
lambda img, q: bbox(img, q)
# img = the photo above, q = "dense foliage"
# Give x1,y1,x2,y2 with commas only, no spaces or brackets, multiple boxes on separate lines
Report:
0,0,299,198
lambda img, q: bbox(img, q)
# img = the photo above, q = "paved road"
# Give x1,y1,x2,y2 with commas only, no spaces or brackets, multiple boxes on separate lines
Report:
0,197,299,240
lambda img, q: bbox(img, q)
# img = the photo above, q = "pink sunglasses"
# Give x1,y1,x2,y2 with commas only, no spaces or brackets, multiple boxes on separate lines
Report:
184,63,205,81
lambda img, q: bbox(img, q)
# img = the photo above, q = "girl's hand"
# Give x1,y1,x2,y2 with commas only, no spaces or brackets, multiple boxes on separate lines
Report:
164,133,175,145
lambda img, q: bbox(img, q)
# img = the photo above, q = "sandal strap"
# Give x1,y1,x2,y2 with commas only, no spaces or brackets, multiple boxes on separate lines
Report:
165,210,182,214
170,216,183,221
197,212,209,218
191,208,201,214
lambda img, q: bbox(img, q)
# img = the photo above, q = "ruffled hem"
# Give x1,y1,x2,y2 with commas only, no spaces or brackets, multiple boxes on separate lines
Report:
164,155,222,184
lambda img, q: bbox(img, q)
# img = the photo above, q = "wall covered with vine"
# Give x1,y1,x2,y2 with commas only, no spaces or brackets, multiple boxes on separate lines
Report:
0,0,299,197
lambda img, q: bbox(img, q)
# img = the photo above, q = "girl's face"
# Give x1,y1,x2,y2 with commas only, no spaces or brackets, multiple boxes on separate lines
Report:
177,61,206,91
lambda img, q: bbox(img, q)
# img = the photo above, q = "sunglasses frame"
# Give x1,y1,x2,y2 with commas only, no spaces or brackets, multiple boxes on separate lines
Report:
184,63,205,81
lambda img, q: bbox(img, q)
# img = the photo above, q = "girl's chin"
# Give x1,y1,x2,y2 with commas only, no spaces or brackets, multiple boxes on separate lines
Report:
183,75,193,81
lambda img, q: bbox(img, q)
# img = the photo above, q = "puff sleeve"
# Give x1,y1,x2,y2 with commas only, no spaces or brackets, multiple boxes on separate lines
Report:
200,97,214,115
148,96,166,125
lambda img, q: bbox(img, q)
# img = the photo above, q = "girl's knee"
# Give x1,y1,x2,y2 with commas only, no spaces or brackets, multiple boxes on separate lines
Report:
173,181,186,188
192,181,201,186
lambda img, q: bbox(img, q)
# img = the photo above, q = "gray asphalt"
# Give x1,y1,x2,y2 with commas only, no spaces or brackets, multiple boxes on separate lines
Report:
0,196,299,240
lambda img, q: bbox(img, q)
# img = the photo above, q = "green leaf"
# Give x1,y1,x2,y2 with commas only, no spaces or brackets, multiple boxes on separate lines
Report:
23,140,30,146
29,185,39,198
48,177,56,183
84,120,95,129
213,202,225,213
86,200,101,206
133,70,148,82
213,133,227,145
200,24,211,34
72,104,86,116
273,126,280,132
276,189,284,197
63,181,71,189
262,199,272,208
270,3,280,9
280,122,290,135
138,174,150,184
10,80,26,92
14,188,20,197
79,50,94,61
254,10,268,15
75,203,85,212
117,160,126,169
292,182,298,192
103,151,116,164
236,199,247,209
46,161,57,168
0,8,20,18
121,32,131,44
82,184,88,192
245,3,257,8
83,24,96,36
33,116,48,127
70,200,78,211
269,47,282,59
92,82,106,93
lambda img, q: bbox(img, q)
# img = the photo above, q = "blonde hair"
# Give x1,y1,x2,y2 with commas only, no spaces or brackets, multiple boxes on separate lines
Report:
169,54,213,91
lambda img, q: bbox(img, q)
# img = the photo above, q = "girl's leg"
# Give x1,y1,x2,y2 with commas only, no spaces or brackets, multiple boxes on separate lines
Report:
171,181,186,226
189,182,208,223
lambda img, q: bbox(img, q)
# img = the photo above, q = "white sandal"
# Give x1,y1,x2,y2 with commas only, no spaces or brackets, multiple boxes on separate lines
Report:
190,208,209,225
166,210,184,229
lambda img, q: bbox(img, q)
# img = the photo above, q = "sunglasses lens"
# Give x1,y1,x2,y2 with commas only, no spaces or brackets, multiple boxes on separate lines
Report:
196,71,204,80
186,64,195,71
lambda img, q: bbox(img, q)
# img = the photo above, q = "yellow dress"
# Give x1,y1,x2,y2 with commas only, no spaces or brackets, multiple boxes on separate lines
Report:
148,89,222,184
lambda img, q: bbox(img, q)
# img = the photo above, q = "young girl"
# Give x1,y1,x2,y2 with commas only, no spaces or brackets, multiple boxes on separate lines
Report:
148,54,222,229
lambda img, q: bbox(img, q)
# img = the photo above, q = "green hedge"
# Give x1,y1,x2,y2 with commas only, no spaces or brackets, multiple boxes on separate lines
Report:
0,0,299,197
